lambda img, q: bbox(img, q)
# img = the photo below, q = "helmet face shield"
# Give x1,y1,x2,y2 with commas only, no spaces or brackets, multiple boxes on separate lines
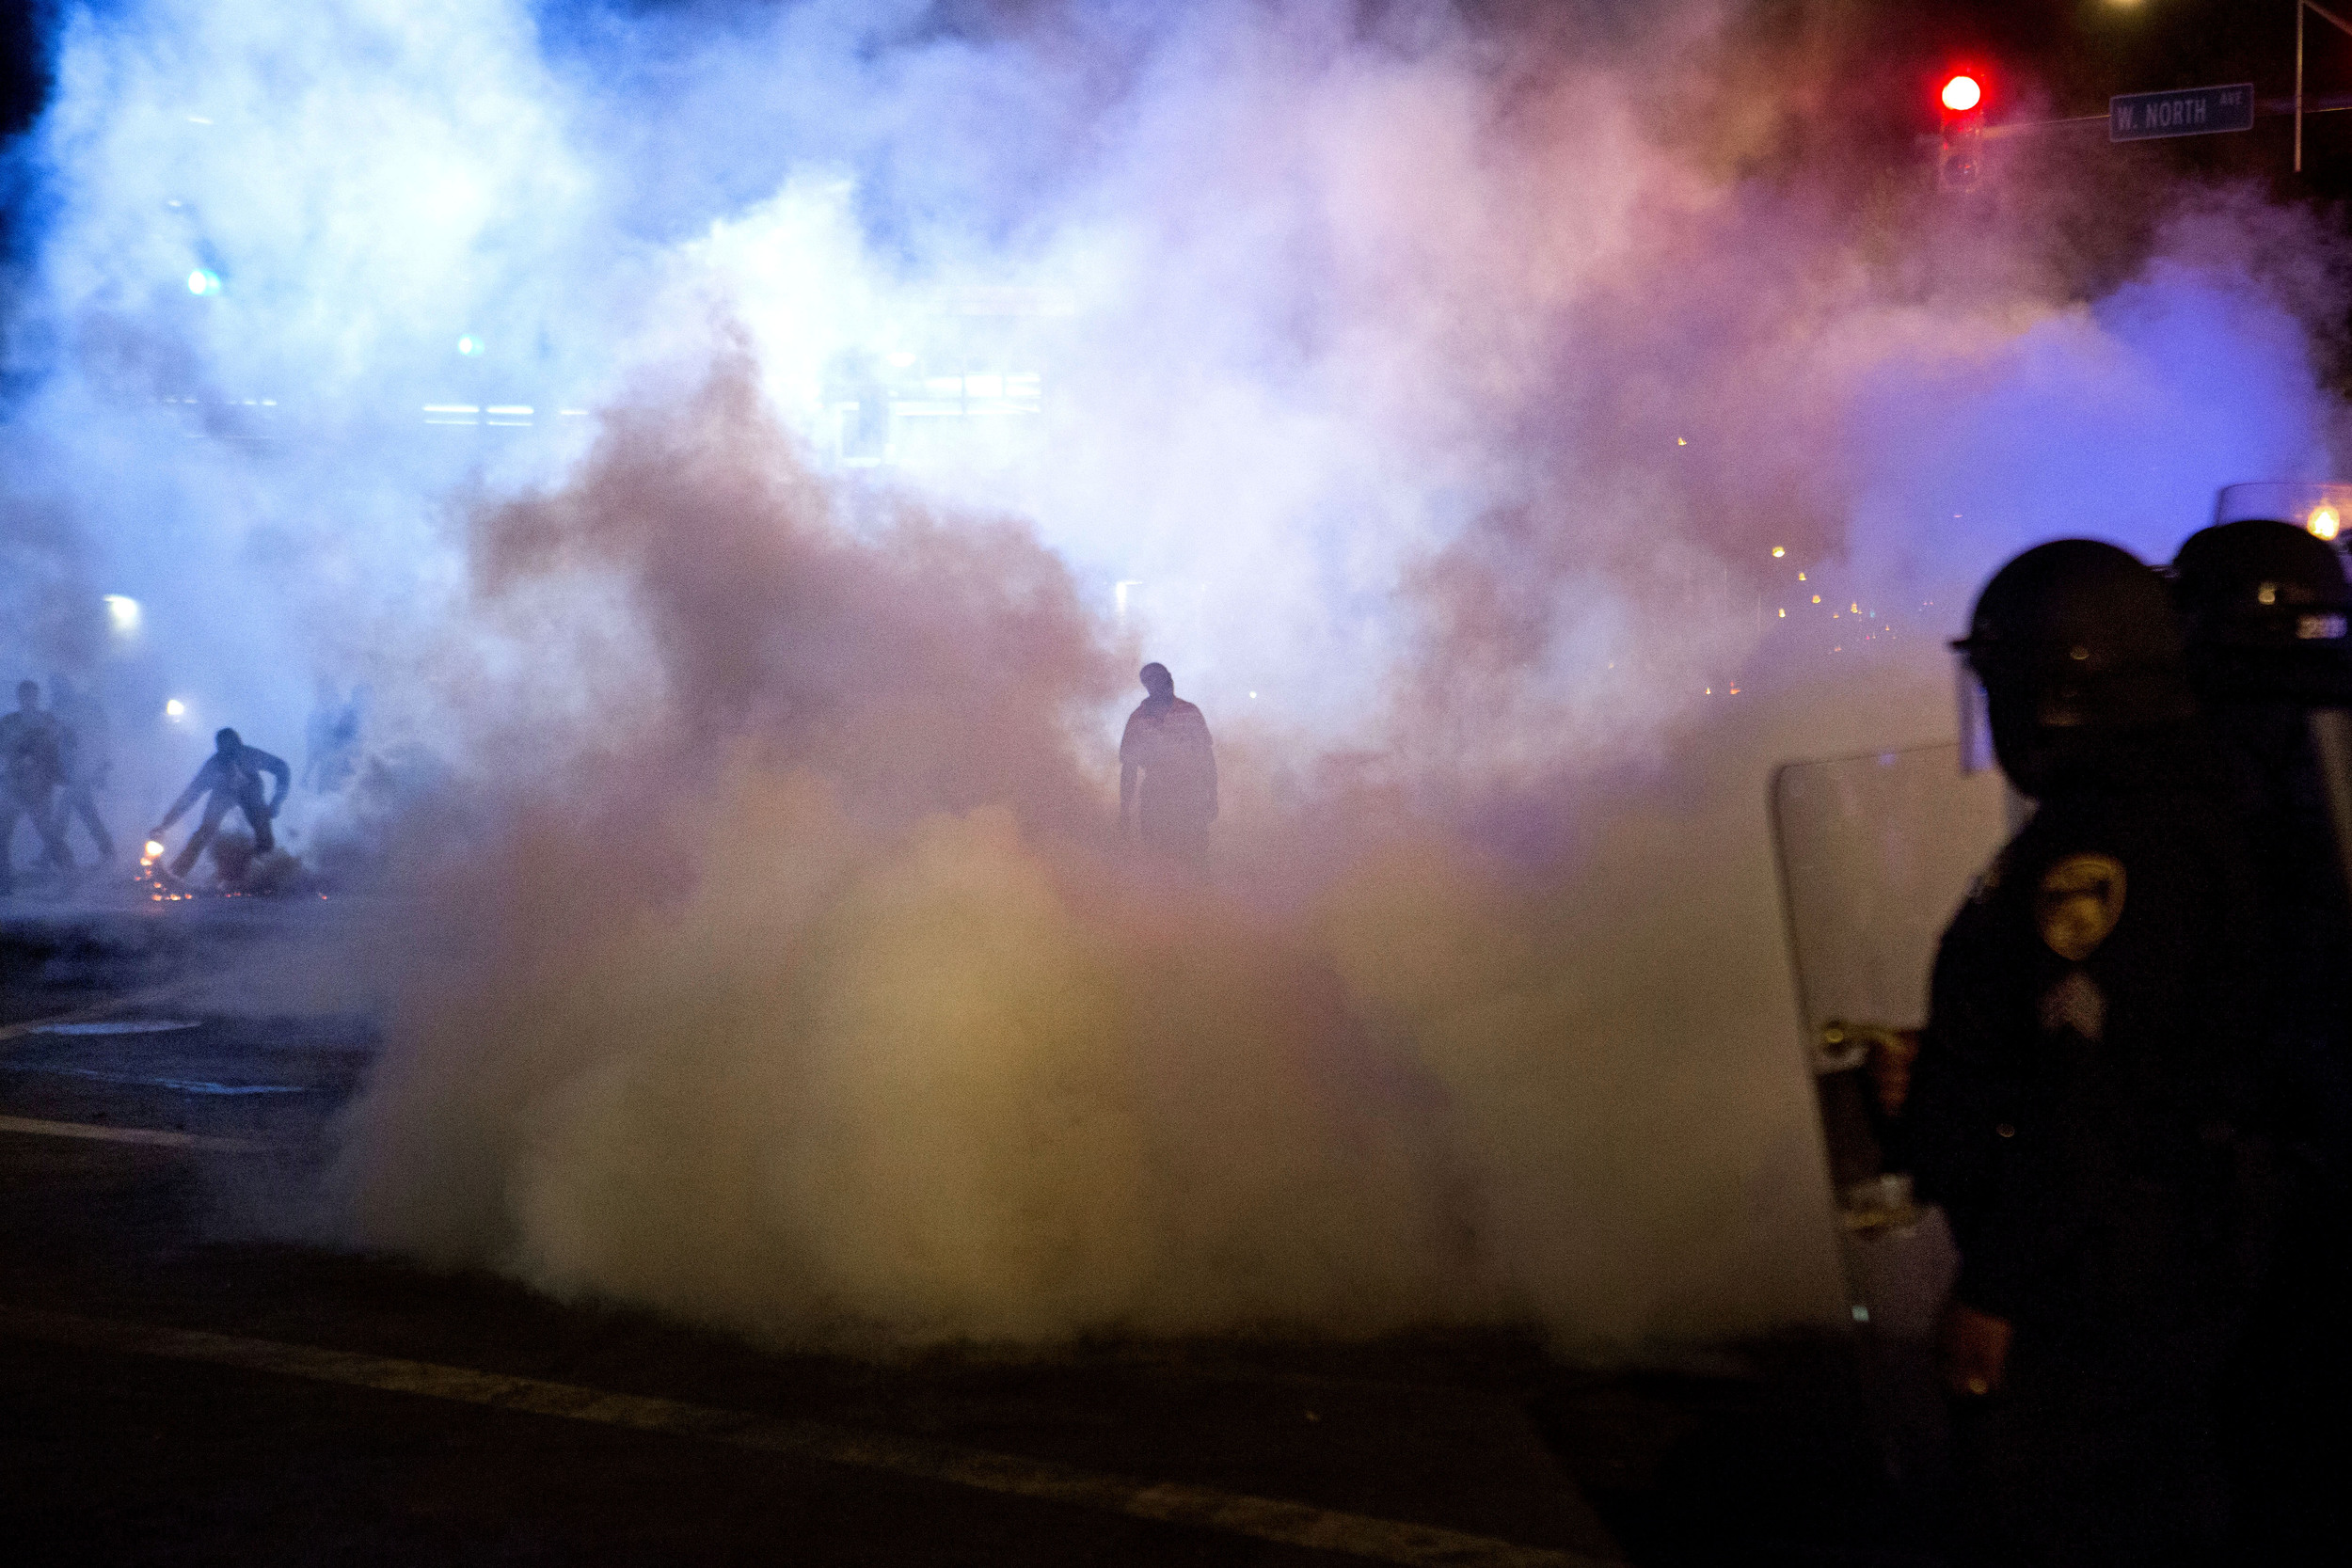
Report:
1955,651,1996,775
2213,481,2352,542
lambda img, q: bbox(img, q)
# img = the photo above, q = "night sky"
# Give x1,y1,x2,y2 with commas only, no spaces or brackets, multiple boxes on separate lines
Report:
6,3,2352,309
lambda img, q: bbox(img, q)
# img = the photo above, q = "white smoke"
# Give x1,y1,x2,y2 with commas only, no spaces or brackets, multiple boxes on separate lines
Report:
1,1,2343,1354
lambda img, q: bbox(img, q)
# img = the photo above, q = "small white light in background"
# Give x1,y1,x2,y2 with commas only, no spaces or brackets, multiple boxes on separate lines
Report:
103,594,141,634
165,699,186,719
457,335,485,356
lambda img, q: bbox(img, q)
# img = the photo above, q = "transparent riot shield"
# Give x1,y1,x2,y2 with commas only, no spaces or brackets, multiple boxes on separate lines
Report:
1771,742,2018,1476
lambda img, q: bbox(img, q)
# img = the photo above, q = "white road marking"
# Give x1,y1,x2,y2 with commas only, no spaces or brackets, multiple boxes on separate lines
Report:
0,1116,271,1153
0,1062,309,1095
0,987,195,1047
0,1307,1622,1568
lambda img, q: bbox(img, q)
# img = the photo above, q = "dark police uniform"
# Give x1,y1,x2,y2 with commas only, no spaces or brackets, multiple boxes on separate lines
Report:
2171,519,2352,1565
1909,734,2276,1566
2202,705,2352,1567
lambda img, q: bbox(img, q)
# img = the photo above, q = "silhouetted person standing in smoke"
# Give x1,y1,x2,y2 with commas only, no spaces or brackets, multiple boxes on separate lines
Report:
1120,662,1216,864
0,678,73,893
153,727,290,880
48,673,115,863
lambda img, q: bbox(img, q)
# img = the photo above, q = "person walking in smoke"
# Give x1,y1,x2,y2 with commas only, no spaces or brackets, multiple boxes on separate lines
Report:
47,673,115,863
0,678,74,894
151,727,290,881
1119,661,1217,863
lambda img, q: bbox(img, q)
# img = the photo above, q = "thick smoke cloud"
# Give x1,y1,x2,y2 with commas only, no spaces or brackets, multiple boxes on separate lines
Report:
3,1,2344,1352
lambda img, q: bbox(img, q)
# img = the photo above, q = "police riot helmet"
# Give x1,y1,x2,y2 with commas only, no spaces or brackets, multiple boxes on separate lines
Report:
2171,518,2352,705
1952,540,2196,788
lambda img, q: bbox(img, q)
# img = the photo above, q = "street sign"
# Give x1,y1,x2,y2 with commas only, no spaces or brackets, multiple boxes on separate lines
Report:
2110,83,2254,142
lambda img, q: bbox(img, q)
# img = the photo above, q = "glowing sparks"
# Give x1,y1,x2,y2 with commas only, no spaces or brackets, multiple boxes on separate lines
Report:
1771,546,1786,558
2311,505,2341,542
143,840,166,861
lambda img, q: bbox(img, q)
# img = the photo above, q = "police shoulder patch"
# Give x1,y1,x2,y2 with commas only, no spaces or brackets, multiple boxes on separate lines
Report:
2035,852,2126,961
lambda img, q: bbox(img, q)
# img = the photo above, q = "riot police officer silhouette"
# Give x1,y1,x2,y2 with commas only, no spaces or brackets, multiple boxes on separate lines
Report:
2171,517,2352,1565
1909,540,2276,1565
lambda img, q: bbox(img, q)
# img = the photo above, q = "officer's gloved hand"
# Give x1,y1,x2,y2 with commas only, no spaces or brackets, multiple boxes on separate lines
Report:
1820,1022,1922,1117
1866,1029,1921,1118
1938,1301,2013,1399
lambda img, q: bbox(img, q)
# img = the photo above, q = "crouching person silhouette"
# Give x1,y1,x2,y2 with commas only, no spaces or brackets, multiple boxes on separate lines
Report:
154,727,290,881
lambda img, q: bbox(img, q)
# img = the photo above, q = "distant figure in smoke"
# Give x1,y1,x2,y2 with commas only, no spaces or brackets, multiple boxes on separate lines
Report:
0,679,74,894
303,679,367,794
1119,662,1216,863
47,673,116,863
152,727,291,880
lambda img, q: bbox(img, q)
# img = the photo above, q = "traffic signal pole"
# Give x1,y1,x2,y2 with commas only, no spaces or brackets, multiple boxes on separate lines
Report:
1931,12,2352,189
2299,1,2352,171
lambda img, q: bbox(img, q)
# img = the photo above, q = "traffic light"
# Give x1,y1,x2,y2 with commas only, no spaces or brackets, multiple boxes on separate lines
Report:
1938,72,1985,193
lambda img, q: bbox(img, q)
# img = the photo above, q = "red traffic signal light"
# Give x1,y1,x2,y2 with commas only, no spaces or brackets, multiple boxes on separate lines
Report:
1937,71,1986,192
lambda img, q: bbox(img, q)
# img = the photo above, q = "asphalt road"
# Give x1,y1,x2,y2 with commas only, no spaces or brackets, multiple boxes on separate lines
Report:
1,879,1947,1565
